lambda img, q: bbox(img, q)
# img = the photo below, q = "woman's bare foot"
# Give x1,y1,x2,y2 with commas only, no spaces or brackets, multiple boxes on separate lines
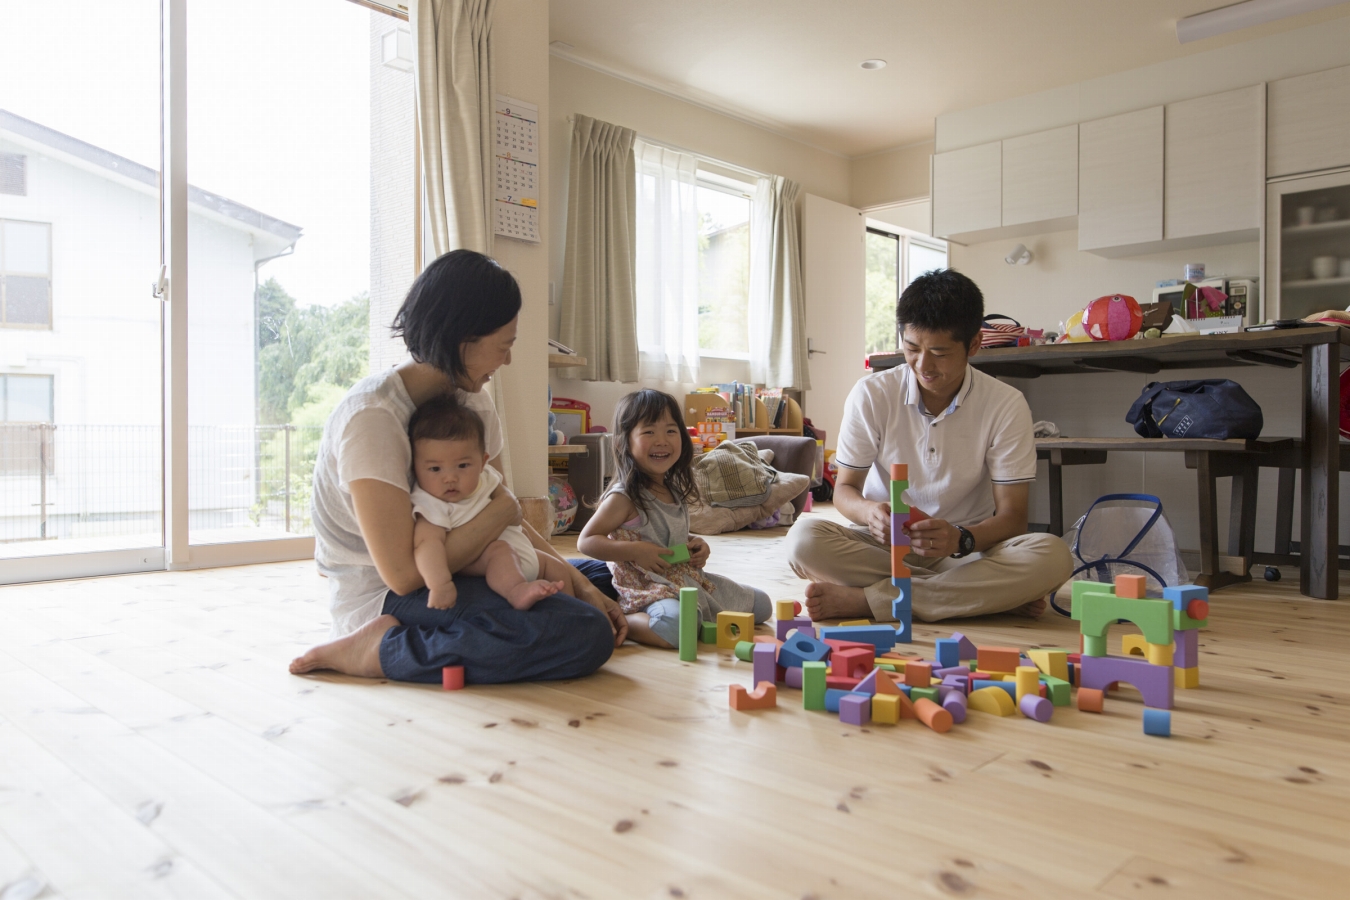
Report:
506,579,566,611
803,582,872,621
289,614,398,677
1010,595,1048,618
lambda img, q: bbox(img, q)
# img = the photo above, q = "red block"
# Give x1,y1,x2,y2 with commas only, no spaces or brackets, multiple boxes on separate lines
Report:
442,666,465,691
976,646,1020,673
1187,598,1210,621
824,639,875,654
832,647,874,680
825,674,862,690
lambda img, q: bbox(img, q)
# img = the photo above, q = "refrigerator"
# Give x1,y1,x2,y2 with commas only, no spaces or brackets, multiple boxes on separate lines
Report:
1266,168,1350,320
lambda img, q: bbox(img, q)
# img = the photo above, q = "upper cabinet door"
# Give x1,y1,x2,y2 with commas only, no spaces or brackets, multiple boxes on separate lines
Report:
1165,85,1262,241
932,141,1001,238
1079,106,1163,252
1002,125,1078,227
1268,64,1350,178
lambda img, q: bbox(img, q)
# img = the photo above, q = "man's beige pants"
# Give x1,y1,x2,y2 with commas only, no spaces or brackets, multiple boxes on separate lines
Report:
784,517,1072,622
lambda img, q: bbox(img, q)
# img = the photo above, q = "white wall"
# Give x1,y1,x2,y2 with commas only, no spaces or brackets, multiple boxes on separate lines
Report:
849,141,932,210
803,194,864,449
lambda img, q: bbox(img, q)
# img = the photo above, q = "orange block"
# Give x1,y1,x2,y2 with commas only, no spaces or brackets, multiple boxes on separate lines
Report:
874,671,903,695
1115,574,1146,599
1077,687,1104,713
904,661,933,688
729,681,777,710
891,544,911,579
913,698,953,733
976,646,1020,673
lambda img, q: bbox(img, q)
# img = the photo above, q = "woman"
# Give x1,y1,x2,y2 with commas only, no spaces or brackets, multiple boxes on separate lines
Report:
290,250,626,683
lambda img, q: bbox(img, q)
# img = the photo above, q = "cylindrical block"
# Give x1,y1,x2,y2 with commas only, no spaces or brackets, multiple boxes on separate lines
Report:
913,697,953,733
1077,687,1104,713
1019,694,1053,722
785,666,804,689
941,690,967,724
734,641,755,662
441,666,465,691
1015,666,1040,702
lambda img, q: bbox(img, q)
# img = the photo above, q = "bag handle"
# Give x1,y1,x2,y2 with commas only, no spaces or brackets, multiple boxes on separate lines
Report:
1048,557,1169,617
982,314,1022,328
1072,493,1164,565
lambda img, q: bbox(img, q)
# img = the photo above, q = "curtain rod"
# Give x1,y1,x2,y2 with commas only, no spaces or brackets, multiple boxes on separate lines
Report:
565,114,764,181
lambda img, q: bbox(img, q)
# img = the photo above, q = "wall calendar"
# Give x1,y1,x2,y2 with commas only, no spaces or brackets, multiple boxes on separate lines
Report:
492,94,540,243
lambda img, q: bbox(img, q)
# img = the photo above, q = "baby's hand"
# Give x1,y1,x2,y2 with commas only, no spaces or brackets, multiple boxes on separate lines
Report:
631,541,673,574
427,581,458,610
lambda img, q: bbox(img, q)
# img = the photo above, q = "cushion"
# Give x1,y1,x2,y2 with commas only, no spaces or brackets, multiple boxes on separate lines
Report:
689,470,810,535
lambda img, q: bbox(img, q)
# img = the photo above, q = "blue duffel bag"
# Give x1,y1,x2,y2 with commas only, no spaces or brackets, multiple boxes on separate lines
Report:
1125,378,1263,440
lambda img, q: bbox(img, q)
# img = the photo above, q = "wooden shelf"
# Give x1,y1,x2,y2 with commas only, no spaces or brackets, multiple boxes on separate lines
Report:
548,353,587,368
1283,219,1350,237
1284,276,1350,289
546,444,590,454
682,393,803,435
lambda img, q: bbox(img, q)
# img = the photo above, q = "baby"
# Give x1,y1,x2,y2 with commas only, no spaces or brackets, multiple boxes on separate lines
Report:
409,395,566,610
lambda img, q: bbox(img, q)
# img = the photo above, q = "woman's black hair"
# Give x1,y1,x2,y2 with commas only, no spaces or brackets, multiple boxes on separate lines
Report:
612,389,698,516
896,267,985,348
391,249,522,385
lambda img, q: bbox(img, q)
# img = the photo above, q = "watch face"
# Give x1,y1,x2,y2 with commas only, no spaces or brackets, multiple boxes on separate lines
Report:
960,528,975,554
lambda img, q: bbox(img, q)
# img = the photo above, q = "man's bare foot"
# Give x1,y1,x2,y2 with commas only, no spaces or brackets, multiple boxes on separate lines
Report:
506,579,566,611
289,614,398,677
1010,595,1048,618
803,582,872,621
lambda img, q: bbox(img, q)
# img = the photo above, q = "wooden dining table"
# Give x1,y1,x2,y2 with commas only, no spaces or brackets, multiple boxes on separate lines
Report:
869,326,1350,599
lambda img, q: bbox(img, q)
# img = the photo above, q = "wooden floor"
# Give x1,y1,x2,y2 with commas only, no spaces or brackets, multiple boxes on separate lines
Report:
1,503,1348,899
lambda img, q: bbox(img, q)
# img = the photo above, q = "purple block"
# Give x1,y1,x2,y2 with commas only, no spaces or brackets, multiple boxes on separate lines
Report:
1173,628,1199,669
752,643,777,687
852,669,880,695
934,665,972,678
1078,654,1175,709
891,513,910,546
1019,695,1053,722
941,674,970,693
942,691,968,724
949,631,978,661
785,666,804,689
839,694,871,725
775,617,816,641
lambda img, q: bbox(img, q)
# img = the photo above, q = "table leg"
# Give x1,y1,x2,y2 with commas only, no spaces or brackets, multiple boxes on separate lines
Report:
1302,342,1338,599
1274,466,1295,556
1048,458,1064,537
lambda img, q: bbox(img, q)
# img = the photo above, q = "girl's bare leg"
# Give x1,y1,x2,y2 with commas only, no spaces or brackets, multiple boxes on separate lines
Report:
622,612,673,648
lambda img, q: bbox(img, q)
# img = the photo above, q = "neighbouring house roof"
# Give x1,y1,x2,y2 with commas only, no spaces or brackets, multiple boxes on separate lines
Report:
0,108,302,257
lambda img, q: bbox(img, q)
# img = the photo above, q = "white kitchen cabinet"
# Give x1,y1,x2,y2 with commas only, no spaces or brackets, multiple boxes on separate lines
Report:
1268,64,1350,178
1165,85,1262,242
931,141,1001,238
1079,106,1163,253
1002,125,1077,228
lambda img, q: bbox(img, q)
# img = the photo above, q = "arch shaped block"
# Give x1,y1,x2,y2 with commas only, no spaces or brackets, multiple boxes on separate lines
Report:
1072,593,1173,650
1078,654,1174,709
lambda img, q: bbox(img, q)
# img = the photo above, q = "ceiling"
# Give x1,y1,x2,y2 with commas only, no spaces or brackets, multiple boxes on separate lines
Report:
549,0,1350,158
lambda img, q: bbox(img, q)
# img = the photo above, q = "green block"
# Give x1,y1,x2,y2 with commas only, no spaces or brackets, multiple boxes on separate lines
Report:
660,543,690,564
700,621,717,644
910,686,939,703
1082,634,1106,657
1041,675,1072,706
875,663,897,672
678,587,698,661
1072,592,1173,646
1071,580,1116,603
1172,608,1208,630
889,480,908,513
803,661,827,710
734,641,755,662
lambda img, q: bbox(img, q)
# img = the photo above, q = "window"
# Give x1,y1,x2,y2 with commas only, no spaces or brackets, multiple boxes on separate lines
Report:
0,219,52,328
696,171,753,358
864,224,947,354
0,153,25,196
0,374,53,476
1,374,52,422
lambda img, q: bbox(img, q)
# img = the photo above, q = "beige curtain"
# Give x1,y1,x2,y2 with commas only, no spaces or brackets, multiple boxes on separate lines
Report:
558,114,639,383
411,0,513,484
749,175,810,390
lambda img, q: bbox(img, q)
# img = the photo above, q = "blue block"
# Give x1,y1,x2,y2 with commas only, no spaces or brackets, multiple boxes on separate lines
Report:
824,688,854,712
818,625,897,652
934,638,959,669
1142,708,1172,737
891,577,913,605
778,633,830,668
1162,585,1208,612
973,679,1016,698
893,607,913,644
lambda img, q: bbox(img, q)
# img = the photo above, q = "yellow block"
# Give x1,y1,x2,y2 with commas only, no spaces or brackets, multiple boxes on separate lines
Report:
968,686,1016,716
716,611,756,650
1145,642,1174,667
839,619,873,627
1121,634,1147,657
1027,649,1068,681
872,694,901,725
1175,666,1200,689
774,600,795,621
1015,666,1040,702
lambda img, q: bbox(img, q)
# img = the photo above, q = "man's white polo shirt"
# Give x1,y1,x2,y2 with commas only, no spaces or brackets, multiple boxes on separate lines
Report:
834,362,1037,528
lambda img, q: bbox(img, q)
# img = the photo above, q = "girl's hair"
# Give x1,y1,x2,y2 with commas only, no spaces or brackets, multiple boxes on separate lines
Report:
612,389,697,516
408,395,485,452
391,249,522,386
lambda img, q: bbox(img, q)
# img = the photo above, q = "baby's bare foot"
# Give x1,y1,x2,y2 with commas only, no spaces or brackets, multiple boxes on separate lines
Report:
506,579,566,611
803,582,872,621
289,614,398,677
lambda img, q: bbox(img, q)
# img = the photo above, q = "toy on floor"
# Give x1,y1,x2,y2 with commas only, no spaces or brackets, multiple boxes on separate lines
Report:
727,574,1208,739
888,463,913,644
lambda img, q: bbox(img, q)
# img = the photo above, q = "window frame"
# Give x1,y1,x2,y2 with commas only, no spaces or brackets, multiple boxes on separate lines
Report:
863,221,948,354
0,218,53,330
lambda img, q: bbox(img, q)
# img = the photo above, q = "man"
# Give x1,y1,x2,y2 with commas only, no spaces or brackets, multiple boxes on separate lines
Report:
785,269,1070,622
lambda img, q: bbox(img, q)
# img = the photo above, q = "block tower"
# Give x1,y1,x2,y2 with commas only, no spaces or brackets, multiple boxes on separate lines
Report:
889,464,913,644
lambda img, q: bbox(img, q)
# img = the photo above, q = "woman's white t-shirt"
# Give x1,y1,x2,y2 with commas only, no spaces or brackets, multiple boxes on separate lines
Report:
312,367,503,637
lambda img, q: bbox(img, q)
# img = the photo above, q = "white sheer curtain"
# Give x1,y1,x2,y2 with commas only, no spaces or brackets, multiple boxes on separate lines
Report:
634,140,701,384
749,174,810,389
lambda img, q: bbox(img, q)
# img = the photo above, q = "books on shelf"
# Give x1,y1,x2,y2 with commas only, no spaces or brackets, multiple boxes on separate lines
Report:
690,383,795,432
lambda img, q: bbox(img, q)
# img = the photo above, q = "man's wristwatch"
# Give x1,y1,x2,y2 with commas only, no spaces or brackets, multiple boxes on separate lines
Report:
951,525,976,558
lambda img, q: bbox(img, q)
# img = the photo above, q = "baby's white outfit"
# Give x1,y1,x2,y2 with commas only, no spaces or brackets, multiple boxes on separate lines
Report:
410,465,538,580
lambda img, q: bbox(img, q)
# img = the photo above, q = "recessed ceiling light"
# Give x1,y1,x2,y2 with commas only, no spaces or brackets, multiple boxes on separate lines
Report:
860,59,887,70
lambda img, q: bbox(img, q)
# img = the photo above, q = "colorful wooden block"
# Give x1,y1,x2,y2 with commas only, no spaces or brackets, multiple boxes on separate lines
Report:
1073,592,1173,648
824,688,853,713
973,679,1016,697
1079,654,1175,709
904,661,932,687
716,611,756,650
734,641,755,662
889,463,908,481
753,643,777,687
1175,666,1200,689
774,599,796,621
729,681,776,710
934,638,960,669
1018,694,1053,722
891,544,911,579
832,648,874,680
906,506,929,530
441,665,465,690
1114,573,1147,598
819,625,897,652
1041,675,1072,706
679,587,698,661
838,619,873,627
660,543,691,564
1121,634,1147,657
785,666,804,689
776,617,815,641
890,480,908,514
700,621,717,644
1027,649,1068,681
850,669,881,696
873,670,903,695
910,686,939,703
1142,708,1171,737
826,674,863,691
1162,584,1208,612
1077,687,1104,712
949,631,979,660
778,633,830,667
1015,666,1040,702
969,686,1016,716
1173,628,1199,669
839,694,872,725
1172,607,1208,630
891,513,910,545
802,661,826,709
1145,642,1173,667
872,693,901,725
893,607,913,645
913,697,953,733
976,646,1021,672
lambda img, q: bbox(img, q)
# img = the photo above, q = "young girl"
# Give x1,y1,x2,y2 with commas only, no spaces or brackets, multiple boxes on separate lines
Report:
578,389,771,648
